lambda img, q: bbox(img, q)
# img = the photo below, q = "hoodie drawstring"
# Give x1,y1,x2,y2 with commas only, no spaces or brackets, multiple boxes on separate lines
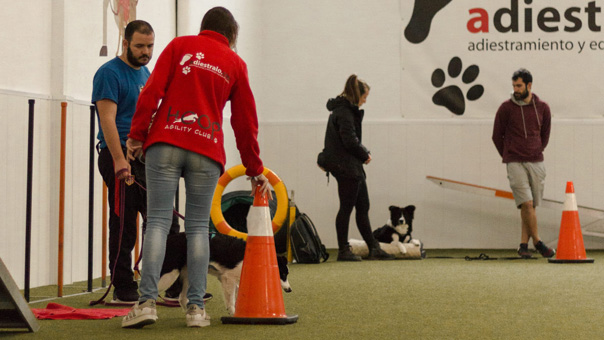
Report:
533,101,541,128
520,106,527,138
519,101,541,139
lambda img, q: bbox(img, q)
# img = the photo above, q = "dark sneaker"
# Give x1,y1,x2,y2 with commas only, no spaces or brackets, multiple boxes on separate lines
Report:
517,243,532,258
122,300,157,328
163,295,179,303
337,247,362,261
113,288,139,303
164,279,182,301
367,246,395,260
163,292,213,302
535,241,556,258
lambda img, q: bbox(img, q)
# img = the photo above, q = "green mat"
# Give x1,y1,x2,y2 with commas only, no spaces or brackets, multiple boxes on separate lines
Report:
3,249,604,340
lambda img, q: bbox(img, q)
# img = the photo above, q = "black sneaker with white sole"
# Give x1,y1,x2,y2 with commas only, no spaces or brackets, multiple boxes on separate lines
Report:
113,288,139,304
517,243,532,258
535,241,556,258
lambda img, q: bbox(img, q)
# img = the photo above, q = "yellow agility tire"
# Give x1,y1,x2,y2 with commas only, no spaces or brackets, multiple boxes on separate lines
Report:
211,164,288,241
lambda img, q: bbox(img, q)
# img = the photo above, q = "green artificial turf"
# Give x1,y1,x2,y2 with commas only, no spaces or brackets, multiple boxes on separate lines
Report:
3,249,604,339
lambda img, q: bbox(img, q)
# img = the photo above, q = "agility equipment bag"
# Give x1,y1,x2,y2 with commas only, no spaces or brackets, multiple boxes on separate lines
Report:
290,213,329,263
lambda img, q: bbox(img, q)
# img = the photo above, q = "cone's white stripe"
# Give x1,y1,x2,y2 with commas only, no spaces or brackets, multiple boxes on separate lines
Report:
246,205,273,236
563,193,578,211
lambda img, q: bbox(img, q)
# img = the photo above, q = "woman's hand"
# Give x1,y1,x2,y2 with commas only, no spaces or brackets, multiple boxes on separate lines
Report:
126,138,144,162
364,154,372,165
249,174,273,200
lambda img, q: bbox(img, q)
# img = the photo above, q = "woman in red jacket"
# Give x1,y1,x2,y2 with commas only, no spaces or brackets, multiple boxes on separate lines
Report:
122,7,269,328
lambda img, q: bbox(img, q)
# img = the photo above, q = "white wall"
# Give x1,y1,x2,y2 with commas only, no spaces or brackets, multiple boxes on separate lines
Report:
2,0,604,290
0,1,52,94
258,119,604,250
0,0,177,290
249,0,604,250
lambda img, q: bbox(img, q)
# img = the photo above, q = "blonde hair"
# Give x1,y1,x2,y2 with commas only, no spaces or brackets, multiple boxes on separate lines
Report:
341,74,370,106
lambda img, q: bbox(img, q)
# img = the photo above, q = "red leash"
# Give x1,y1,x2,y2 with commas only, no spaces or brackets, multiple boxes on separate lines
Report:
90,169,185,306
90,169,129,306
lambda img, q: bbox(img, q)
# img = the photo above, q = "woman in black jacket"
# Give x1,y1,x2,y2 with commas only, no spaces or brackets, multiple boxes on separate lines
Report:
318,75,393,261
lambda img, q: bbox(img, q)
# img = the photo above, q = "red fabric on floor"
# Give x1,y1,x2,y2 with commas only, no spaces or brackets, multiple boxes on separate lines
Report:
31,303,130,320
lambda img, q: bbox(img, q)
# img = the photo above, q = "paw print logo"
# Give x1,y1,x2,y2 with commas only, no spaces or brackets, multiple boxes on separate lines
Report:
214,137,218,143
182,66,191,75
431,57,484,115
405,0,452,43
196,52,204,59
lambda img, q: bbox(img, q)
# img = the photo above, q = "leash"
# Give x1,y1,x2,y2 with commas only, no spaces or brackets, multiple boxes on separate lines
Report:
90,169,129,306
90,165,188,306
428,253,538,261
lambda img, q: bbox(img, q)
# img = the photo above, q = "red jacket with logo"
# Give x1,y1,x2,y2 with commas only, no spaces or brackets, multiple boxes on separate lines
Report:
129,30,263,176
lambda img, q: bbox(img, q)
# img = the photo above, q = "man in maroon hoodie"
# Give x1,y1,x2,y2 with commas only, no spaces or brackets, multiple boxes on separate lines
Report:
492,68,555,259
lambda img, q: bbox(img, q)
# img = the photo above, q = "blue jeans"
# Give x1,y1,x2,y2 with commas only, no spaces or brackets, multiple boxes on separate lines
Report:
138,143,220,308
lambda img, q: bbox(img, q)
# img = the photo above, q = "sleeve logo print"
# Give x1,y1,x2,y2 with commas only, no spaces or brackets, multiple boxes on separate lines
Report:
180,54,193,65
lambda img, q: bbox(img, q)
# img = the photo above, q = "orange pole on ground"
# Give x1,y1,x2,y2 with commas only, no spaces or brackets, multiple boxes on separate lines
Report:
134,214,140,279
58,102,67,297
287,190,295,263
102,183,108,287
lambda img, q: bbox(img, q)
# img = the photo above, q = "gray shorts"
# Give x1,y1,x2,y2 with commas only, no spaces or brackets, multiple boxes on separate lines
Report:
506,162,546,208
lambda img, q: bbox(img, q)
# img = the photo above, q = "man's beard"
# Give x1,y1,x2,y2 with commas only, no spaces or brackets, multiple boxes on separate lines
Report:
514,89,529,100
127,46,150,67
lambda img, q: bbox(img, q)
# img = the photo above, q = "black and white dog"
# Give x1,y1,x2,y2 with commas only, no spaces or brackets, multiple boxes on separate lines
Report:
349,205,423,259
373,205,416,244
158,232,291,315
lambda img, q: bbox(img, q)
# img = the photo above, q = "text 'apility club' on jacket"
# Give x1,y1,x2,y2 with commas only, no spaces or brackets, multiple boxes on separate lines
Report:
320,96,370,179
128,30,263,177
492,93,551,164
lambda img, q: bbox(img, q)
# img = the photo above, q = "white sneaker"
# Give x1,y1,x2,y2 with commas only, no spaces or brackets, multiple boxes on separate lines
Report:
122,300,158,328
186,304,210,327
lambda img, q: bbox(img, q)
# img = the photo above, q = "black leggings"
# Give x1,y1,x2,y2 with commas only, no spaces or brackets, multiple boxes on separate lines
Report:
334,176,376,250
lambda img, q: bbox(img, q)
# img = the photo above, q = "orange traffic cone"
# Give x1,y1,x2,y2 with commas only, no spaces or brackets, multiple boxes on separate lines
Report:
549,182,594,263
221,185,298,324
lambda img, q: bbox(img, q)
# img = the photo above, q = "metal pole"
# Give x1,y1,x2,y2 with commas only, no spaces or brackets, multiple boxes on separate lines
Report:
58,102,67,297
102,184,107,287
24,99,35,302
88,105,95,292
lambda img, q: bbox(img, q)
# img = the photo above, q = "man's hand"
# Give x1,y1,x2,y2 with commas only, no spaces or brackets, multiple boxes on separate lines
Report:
114,158,131,180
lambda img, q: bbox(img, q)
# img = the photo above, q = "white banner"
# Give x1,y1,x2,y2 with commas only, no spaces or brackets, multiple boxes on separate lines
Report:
401,0,604,118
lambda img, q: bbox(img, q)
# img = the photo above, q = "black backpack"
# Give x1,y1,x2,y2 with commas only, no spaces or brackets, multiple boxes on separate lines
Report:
290,213,329,263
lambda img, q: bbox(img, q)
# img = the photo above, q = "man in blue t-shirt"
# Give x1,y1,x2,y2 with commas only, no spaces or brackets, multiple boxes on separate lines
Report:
92,20,155,303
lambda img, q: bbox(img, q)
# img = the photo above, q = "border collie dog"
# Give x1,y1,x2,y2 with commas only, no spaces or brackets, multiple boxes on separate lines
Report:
372,205,416,244
349,205,423,259
157,232,291,315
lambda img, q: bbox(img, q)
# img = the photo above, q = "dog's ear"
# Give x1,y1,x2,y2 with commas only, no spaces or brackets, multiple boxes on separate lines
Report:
404,205,416,219
389,205,397,212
